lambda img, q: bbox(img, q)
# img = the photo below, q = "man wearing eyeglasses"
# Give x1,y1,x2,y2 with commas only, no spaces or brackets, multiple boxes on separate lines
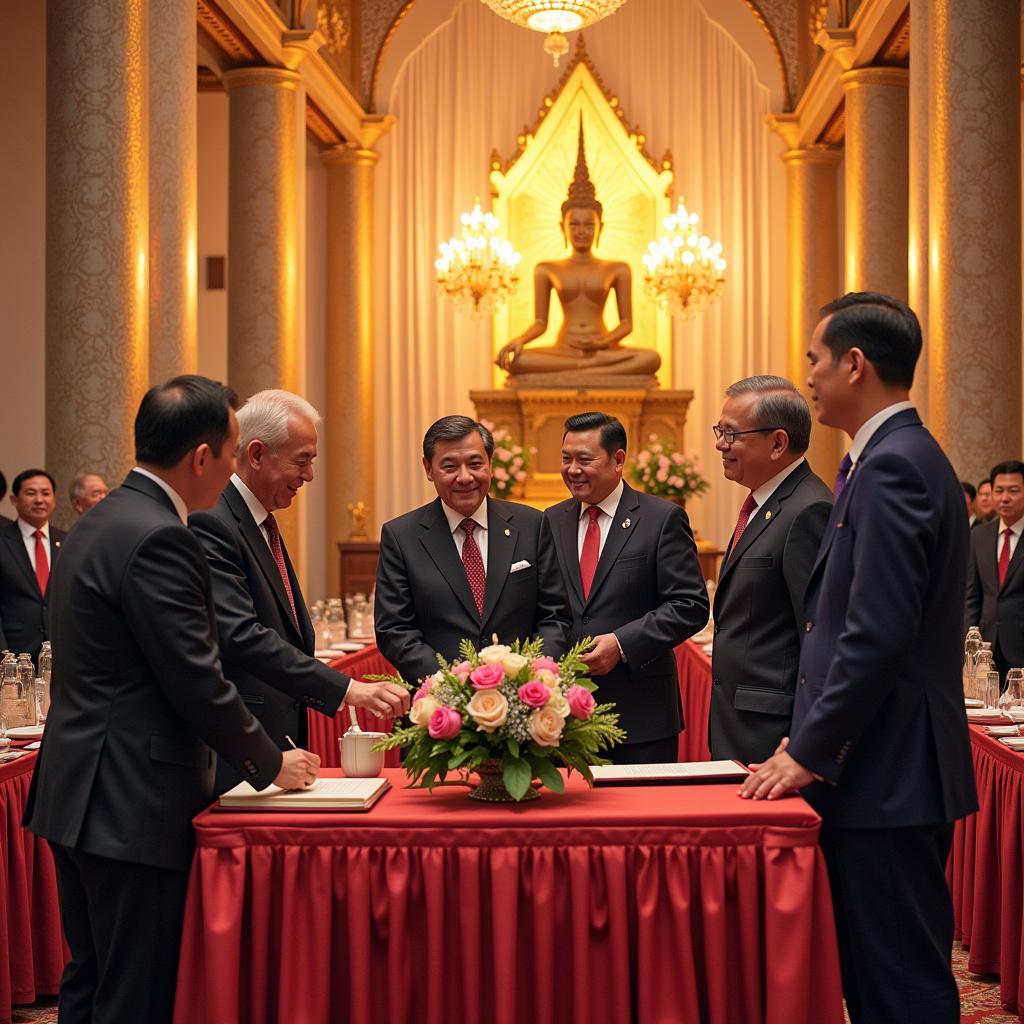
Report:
708,376,833,764
190,389,409,794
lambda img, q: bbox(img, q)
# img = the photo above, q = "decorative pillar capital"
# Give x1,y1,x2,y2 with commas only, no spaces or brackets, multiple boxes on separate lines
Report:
841,66,909,92
782,145,843,168
765,113,801,150
322,143,381,169
222,66,302,94
815,27,858,72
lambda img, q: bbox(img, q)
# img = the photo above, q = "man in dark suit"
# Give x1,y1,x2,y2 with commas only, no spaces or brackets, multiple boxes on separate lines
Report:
190,389,409,793
0,468,66,663
25,376,318,1024
741,293,977,1023
375,415,572,683
545,412,709,764
976,477,996,524
709,376,832,764
965,460,1024,680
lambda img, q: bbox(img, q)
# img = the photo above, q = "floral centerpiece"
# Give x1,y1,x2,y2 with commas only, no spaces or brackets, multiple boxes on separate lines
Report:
480,419,530,499
629,435,709,502
373,638,625,802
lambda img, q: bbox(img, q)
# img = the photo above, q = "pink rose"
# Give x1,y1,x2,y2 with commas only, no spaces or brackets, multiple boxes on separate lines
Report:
566,685,596,720
494,467,509,481
428,706,463,739
531,656,560,675
451,660,473,682
518,681,550,708
470,663,505,689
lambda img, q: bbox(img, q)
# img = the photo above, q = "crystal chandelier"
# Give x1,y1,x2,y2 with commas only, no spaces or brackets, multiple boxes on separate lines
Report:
480,0,628,66
642,201,727,319
435,202,522,317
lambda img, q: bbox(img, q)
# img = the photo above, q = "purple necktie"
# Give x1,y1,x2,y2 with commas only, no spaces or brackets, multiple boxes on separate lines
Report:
834,453,853,499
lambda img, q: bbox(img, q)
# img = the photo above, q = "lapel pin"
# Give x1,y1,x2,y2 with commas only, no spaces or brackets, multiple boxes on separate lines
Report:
622,518,631,529
55,540,61,548
764,510,772,521
504,528,511,536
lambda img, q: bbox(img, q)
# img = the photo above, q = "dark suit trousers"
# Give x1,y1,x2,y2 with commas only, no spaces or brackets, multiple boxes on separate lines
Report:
50,843,189,1024
819,823,958,1024
605,735,679,765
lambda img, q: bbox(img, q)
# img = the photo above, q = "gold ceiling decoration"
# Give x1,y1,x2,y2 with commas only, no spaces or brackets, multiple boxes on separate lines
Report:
480,0,628,66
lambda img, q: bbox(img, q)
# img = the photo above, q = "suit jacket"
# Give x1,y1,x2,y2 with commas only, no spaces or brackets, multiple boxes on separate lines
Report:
964,518,1024,678
0,518,66,662
788,409,978,828
545,483,709,745
24,472,281,872
375,497,572,683
190,482,349,794
709,461,833,763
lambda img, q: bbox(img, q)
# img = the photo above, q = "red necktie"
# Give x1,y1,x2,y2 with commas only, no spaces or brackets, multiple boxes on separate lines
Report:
729,493,758,553
33,530,49,595
264,513,299,626
580,505,602,600
461,519,486,616
998,527,1013,588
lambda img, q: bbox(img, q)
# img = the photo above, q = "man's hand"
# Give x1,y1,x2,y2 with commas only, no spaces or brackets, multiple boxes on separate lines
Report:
738,737,815,801
580,633,622,677
345,680,411,718
273,747,320,790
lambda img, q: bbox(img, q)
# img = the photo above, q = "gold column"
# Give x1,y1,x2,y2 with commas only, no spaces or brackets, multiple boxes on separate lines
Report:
907,0,929,416
783,147,844,479
323,144,378,595
929,0,1021,481
148,0,197,383
223,67,302,400
46,0,148,527
842,67,909,299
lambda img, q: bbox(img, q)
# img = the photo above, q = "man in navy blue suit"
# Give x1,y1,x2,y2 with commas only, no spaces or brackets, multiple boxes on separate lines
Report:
741,292,977,1023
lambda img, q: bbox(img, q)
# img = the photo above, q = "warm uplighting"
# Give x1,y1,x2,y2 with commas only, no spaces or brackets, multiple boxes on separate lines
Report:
435,202,522,317
481,0,627,66
642,201,727,319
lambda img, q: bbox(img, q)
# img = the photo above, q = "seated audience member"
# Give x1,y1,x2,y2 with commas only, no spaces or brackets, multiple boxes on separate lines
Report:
962,480,978,527
69,471,110,515
0,469,65,662
965,460,1024,681
976,478,996,523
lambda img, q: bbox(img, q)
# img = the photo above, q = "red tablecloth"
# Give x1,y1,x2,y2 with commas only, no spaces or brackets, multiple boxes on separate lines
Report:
174,768,844,1024
677,640,712,762
948,723,1024,1018
0,751,67,1024
306,646,400,767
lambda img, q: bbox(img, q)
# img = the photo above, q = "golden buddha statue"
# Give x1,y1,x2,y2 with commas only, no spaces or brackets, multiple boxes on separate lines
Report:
495,121,661,384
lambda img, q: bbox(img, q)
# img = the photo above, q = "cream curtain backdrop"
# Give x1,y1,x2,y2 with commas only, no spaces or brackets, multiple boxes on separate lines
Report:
374,0,784,548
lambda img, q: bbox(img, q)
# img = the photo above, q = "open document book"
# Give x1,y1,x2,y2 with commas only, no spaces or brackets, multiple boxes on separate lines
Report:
218,776,390,811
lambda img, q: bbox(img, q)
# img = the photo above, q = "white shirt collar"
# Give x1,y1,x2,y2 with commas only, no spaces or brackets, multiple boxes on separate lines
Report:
230,473,270,529
848,401,915,467
16,517,48,540
442,496,488,535
131,467,188,525
751,457,806,508
999,517,1024,539
579,478,624,521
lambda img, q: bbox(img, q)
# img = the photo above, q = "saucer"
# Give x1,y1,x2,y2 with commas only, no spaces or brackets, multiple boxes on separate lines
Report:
5,725,44,739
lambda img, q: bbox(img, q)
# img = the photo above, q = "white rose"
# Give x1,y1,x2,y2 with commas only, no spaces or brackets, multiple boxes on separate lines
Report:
500,653,529,677
528,706,566,747
479,643,512,665
467,690,509,733
545,691,571,718
409,696,439,728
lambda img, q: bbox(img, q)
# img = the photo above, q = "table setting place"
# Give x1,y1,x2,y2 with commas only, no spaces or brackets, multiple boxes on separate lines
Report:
962,629,1024,750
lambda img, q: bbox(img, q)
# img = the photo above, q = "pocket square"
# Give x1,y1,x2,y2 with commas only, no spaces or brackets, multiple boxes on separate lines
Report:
510,560,532,573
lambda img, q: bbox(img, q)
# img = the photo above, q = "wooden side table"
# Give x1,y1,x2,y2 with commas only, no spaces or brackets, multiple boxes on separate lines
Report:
337,541,380,597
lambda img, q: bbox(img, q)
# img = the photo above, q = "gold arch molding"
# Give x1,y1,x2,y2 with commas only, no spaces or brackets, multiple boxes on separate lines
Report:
368,0,793,112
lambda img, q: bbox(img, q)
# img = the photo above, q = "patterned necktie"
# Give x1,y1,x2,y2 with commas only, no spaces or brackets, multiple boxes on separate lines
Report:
461,519,486,616
579,505,602,600
729,493,758,555
264,513,299,626
834,452,854,499
998,527,1013,588
33,530,49,595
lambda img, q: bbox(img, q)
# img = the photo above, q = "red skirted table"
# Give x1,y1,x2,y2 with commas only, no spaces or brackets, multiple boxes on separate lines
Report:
948,724,1024,1018
676,640,712,763
174,768,844,1024
0,751,67,1024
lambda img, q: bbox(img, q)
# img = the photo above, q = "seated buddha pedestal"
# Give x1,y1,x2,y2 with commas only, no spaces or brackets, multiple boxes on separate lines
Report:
470,384,694,507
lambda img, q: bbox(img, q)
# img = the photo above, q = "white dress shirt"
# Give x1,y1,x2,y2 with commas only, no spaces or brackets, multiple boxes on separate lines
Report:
131,467,188,525
576,479,624,559
749,456,807,511
442,498,489,566
996,517,1024,563
231,474,274,550
840,400,916,480
16,518,51,572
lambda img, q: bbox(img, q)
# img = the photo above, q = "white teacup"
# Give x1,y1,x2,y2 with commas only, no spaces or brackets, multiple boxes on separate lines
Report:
339,728,386,778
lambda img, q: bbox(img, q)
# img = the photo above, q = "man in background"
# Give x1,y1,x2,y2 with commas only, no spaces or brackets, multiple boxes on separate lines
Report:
25,375,317,1024
976,478,996,524
709,377,832,765
545,412,708,764
191,389,409,794
69,471,109,515
0,469,65,662
375,415,571,682
965,460,1024,682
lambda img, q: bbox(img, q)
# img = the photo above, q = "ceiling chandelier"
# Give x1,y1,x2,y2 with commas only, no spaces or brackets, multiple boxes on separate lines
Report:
435,202,522,317
642,201,727,319
480,0,628,66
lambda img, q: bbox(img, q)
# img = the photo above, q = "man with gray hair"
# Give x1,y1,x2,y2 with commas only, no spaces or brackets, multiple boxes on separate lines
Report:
708,375,832,764
69,471,109,515
190,388,409,794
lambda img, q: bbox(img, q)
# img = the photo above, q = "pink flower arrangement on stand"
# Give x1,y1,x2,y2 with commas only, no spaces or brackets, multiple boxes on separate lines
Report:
629,435,709,501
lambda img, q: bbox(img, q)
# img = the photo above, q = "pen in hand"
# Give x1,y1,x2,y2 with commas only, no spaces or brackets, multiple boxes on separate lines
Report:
283,735,317,788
